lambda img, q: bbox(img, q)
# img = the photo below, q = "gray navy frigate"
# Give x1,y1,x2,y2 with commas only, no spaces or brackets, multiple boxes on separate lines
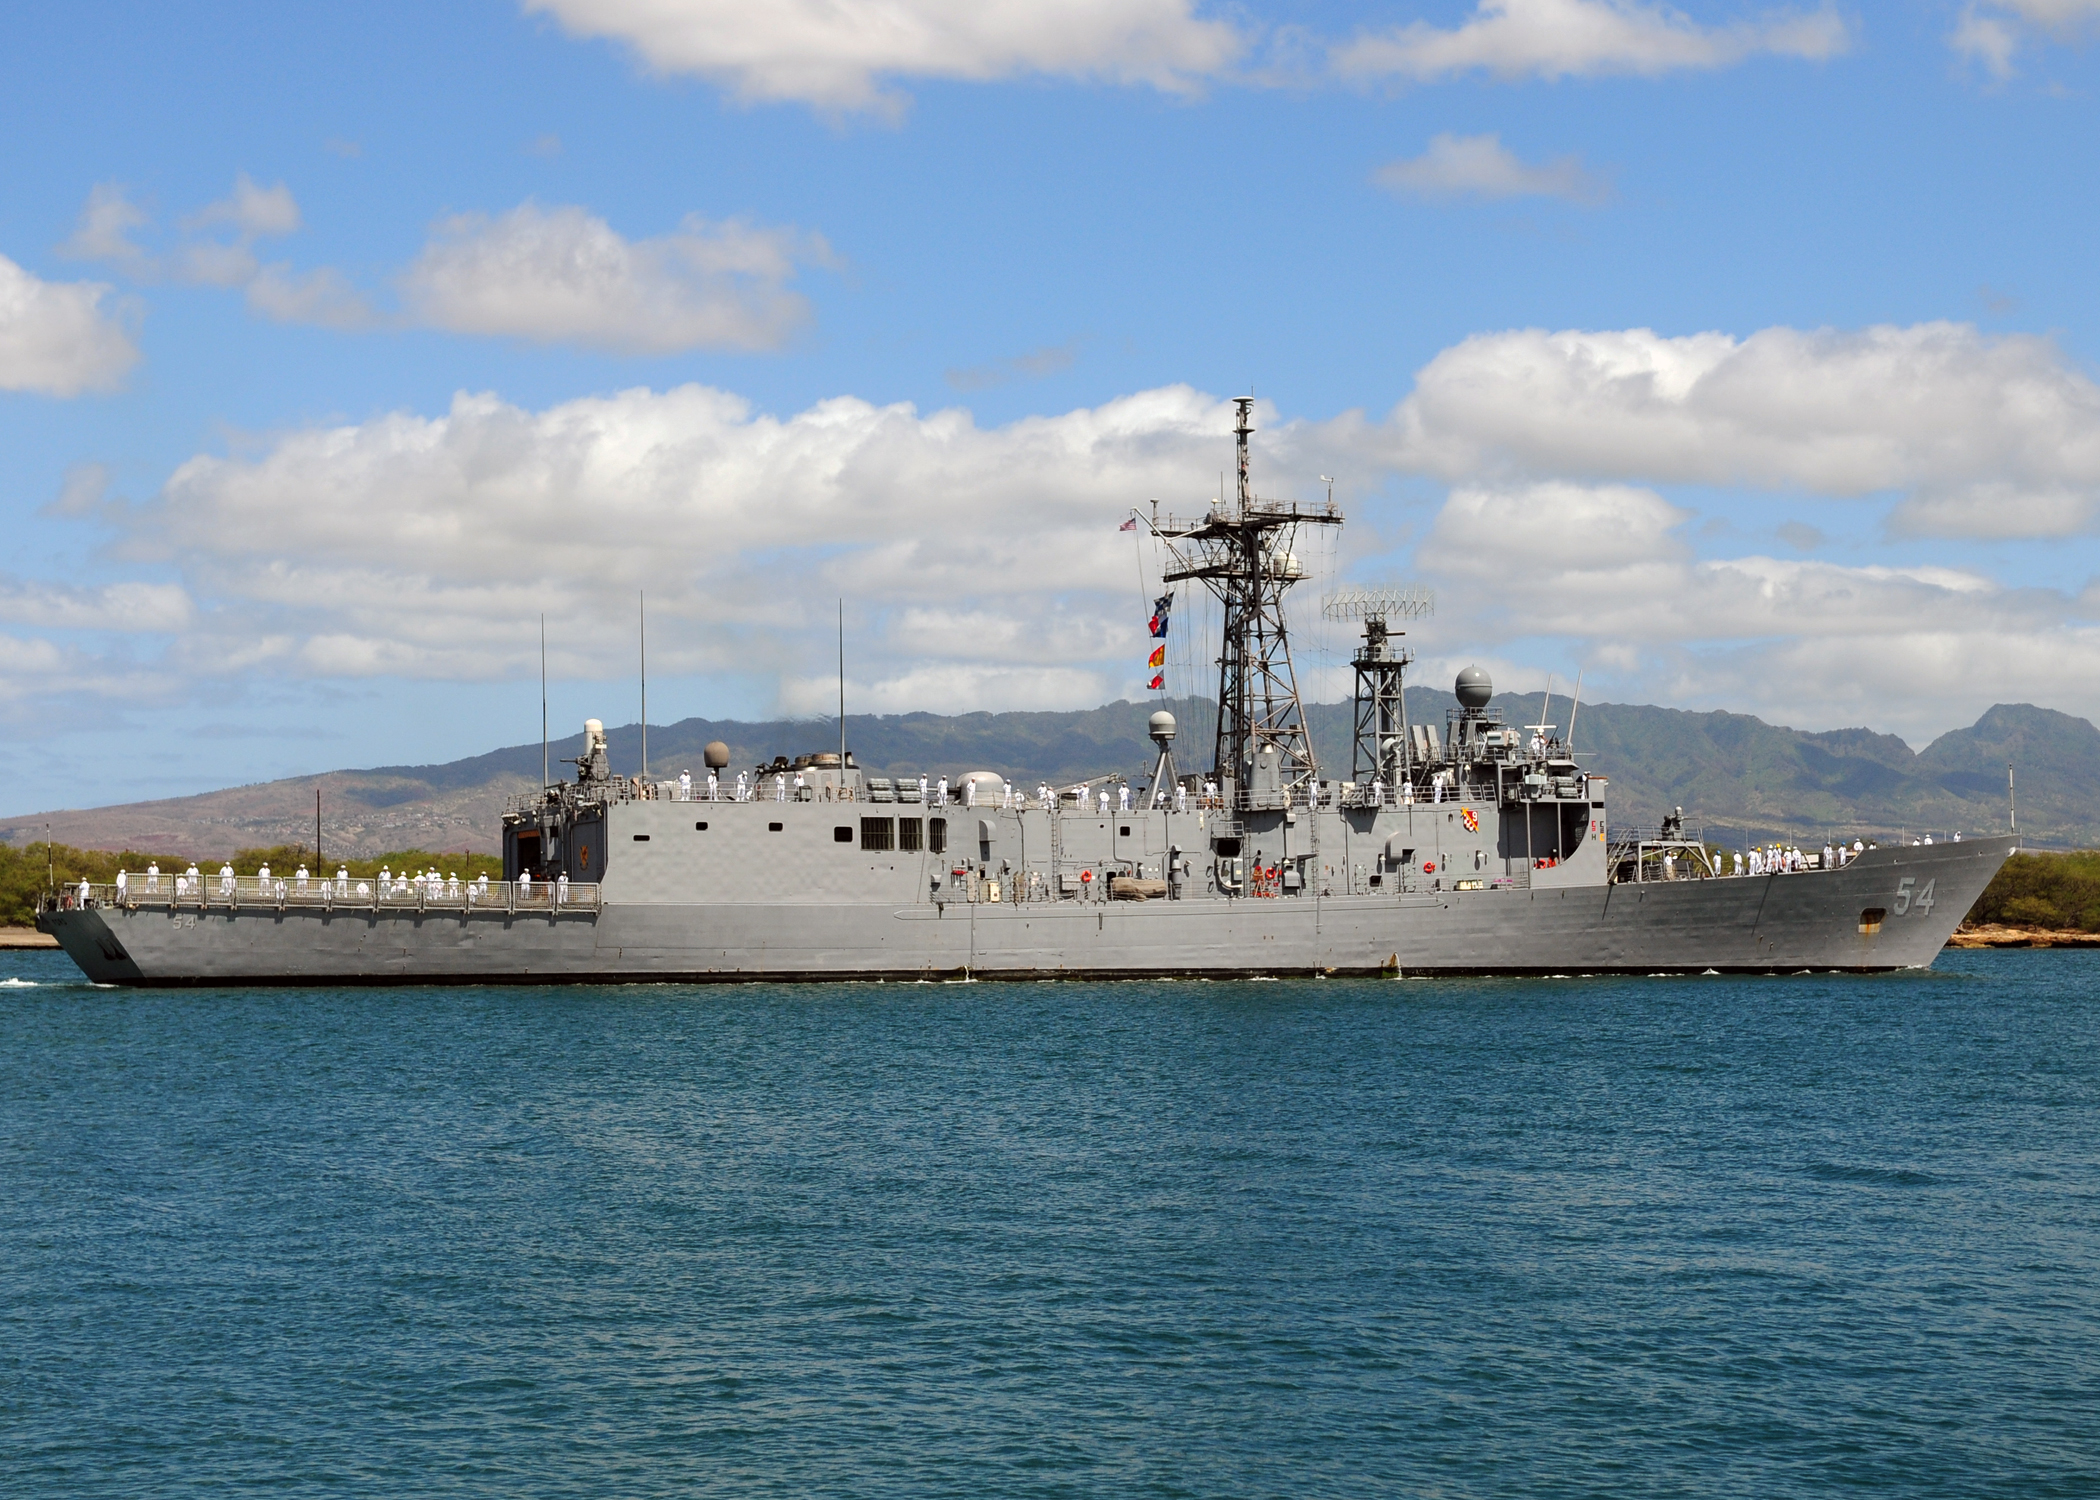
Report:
39,401,2012,985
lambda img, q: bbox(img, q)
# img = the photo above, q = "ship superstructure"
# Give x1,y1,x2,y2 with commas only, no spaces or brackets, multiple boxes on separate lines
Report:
38,409,2013,984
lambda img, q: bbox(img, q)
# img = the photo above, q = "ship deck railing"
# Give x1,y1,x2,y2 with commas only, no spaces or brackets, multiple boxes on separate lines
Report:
64,877,604,914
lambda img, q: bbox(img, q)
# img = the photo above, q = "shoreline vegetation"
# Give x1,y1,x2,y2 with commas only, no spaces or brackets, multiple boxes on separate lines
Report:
5,841,2099,953
1946,850,2100,947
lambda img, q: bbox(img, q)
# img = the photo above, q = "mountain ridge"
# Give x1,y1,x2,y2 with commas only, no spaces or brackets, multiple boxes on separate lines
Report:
3,695,2085,860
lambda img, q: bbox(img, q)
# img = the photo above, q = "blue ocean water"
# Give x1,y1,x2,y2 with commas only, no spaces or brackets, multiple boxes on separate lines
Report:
3,950,2097,1498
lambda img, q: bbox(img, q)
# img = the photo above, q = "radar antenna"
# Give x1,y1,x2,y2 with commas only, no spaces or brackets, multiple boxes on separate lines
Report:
1151,399,1343,809
1323,587,1435,789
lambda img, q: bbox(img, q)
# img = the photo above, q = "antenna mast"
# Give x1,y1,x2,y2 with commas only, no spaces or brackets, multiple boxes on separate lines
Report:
1324,586,1434,787
540,613,549,790
838,598,847,767
1156,399,1341,808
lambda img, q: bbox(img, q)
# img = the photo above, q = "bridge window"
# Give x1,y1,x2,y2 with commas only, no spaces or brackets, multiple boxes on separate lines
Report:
834,826,853,843
694,821,709,831
861,817,894,851
768,822,783,833
632,834,650,842
899,817,923,852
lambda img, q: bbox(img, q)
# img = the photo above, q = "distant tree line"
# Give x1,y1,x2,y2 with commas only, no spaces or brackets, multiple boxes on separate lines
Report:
1,842,503,926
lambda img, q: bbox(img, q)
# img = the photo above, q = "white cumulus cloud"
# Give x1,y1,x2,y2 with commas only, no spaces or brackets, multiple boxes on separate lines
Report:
1952,0,2100,76
59,178,376,330
1373,132,1609,203
523,0,1243,115
1381,322,2100,536
0,253,140,397
114,383,1251,704
57,183,153,273
1334,0,1848,82
28,335,2100,742
183,173,303,239
0,579,193,633
1412,481,2100,739
400,203,829,354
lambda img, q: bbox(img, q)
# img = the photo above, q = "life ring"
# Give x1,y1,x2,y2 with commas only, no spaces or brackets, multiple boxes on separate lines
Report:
1080,869,1093,883
1422,861,1435,873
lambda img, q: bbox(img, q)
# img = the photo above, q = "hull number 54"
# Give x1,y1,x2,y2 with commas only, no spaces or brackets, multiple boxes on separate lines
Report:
1894,877,1935,915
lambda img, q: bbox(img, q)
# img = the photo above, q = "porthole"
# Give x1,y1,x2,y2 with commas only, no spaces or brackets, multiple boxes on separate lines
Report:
632,834,650,842
834,826,853,843
694,821,709,831
769,822,784,832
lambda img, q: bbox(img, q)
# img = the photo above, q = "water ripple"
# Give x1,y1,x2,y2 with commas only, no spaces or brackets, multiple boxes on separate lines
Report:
3,948,2098,1497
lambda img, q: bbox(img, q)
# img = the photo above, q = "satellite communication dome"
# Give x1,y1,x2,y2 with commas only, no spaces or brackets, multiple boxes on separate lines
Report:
703,741,731,770
1455,664,1493,709
1149,710,1177,743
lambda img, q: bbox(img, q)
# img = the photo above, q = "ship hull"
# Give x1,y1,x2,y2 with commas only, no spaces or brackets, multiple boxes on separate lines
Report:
39,836,2011,986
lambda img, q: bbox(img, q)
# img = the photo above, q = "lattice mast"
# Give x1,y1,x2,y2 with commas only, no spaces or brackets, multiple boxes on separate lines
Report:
1323,587,1435,787
1155,399,1342,806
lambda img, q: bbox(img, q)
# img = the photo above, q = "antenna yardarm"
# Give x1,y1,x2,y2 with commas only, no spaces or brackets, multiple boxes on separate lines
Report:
1152,402,1342,807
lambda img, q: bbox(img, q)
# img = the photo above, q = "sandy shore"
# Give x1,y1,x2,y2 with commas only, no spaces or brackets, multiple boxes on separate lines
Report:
1948,924,2100,949
0,928,59,949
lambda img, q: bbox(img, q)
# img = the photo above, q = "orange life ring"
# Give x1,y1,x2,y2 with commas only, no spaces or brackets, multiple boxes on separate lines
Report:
1080,869,1093,883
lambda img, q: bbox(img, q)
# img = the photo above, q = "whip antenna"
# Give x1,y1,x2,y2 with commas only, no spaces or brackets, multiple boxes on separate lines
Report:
639,589,647,782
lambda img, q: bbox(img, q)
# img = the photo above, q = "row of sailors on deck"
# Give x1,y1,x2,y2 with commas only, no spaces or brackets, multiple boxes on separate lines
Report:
115,863,569,902
1650,831,1963,882
1750,844,1850,875
1725,840,1872,876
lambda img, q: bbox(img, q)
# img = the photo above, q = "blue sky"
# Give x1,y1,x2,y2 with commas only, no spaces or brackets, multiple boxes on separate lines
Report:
4,0,2100,810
